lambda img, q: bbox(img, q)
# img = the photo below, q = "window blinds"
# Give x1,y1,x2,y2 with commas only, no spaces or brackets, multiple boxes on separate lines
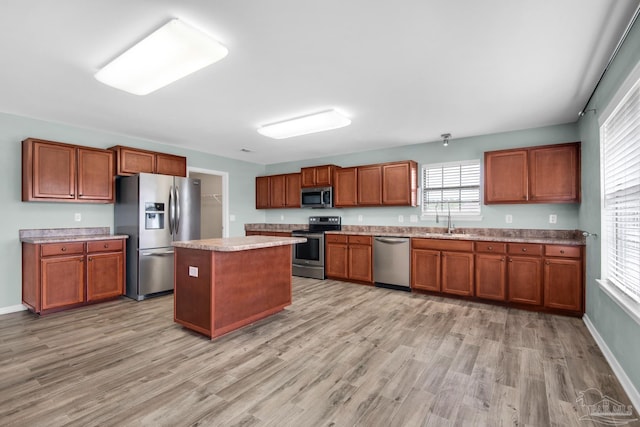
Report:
601,78,640,303
422,160,480,215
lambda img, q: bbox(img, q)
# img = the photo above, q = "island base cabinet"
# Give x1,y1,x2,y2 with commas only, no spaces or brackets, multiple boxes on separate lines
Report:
544,258,583,312
174,245,293,339
41,256,85,311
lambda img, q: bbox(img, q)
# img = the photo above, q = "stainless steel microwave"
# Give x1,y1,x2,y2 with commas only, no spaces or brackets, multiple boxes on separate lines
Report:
301,187,333,208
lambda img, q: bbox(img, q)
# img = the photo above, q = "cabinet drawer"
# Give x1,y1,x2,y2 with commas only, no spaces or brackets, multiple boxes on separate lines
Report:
87,239,123,253
475,242,506,253
545,245,581,258
348,235,372,245
41,242,85,257
326,234,348,244
412,238,473,252
507,243,543,256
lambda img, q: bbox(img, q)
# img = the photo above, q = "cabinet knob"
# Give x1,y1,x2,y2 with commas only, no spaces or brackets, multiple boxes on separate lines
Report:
508,258,513,262
61,247,67,252
89,257,93,261
560,249,565,254
104,243,109,248
488,246,493,250
545,261,550,265
70,193,74,197
501,257,505,262
522,248,527,252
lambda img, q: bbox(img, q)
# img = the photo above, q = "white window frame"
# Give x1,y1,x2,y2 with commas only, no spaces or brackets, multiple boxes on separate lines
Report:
597,59,640,326
420,159,482,221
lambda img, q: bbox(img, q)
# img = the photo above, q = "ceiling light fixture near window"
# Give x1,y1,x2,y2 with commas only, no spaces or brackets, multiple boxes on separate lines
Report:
94,19,228,95
441,133,451,147
257,109,351,139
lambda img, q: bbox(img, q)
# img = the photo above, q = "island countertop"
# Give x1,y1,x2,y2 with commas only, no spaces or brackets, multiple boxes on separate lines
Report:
172,235,306,252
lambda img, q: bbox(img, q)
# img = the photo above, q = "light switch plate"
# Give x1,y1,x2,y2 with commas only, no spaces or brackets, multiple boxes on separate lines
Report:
357,215,363,222
188,266,199,277
549,214,557,224
398,215,404,223
74,213,81,222
410,215,418,223
229,214,236,222
505,214,513,224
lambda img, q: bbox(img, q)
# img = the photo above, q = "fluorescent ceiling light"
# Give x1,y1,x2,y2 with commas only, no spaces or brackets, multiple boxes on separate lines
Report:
257,109,351,139
95,19,228,95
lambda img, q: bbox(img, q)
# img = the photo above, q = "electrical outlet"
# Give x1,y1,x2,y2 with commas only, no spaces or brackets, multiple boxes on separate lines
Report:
398,215,404,223
357,215,363,222
74,213,81,222
229,214,236,222
505,214,513,224
280,215,284,221
410,214,418,223
549,214,557,224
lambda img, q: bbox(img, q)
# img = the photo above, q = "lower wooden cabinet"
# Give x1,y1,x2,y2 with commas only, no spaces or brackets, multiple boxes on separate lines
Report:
326,234,373,284
475,253,507,301
411,249,441,291
22,238,126,314
442,251,474,296
507,256,543,305
543,245,583,312
411,239,474,295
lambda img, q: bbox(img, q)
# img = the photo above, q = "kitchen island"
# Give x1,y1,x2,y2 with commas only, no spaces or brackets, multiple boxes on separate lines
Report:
172,235,306,339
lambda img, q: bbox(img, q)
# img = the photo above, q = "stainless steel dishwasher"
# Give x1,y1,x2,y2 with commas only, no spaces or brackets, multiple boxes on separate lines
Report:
373,236,411,291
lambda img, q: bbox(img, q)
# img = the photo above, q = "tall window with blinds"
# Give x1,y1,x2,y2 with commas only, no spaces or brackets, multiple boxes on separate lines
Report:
421,160,481,216
600,75,640,303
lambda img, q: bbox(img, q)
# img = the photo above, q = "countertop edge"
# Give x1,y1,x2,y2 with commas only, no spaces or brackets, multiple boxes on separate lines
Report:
21,235,130,244
172,236,306,252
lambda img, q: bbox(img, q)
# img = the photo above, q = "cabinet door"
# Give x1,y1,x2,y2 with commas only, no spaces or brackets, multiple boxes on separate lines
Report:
475,254,506,301
484,150,528,203
529,144,580,203
349,244,372,283
256,176,270,209
411,249,441,291
544,258,582,312
358,165,382,205
442,251,474,296
382,162,416,206
41,255,85,310
334,167,358,207
32,140,76,200
156,153,187,177
326,243,348,279
507,256,542,305
301,167,316,188
77,148,114,202
285,173,301,207
315,165,334,186
269,174,286,208
87,252,124,301
118,147,155,175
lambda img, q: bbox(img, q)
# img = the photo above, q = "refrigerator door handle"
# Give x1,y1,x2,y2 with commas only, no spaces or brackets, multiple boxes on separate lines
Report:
168,186,175,235
175,186,181,234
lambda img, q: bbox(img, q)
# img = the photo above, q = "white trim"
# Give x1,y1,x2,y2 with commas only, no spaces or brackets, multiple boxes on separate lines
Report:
420,213,483,222
583,314,640,412
598,58,640,125
0,304,28,315
596,279,640,327
188,167,230,238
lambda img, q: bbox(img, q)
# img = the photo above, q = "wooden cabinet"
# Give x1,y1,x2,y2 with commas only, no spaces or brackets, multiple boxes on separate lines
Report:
357,165,382,205
411,239,474,295
301,165,336,188
334,167,358,207
484,142,580,204
325,234,373,284
382,161,418,206
475,243,507,301
109,145,187,177
543,245,583,312
507,243,543,306
255,173,301,209
22,138,115,203
245,230,292,237
22,238,126,314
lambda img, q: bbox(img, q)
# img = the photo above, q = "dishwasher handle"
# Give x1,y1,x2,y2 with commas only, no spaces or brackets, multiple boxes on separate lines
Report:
374,237,409,244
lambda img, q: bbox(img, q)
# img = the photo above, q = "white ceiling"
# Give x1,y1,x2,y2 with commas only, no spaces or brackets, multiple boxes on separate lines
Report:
1,1,638,165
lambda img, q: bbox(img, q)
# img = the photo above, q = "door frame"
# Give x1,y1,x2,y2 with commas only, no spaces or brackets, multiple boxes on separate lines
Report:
188,167,229,238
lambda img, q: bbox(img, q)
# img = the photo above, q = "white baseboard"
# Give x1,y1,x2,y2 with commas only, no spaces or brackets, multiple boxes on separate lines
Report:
0,304,28,315
584,314,640,411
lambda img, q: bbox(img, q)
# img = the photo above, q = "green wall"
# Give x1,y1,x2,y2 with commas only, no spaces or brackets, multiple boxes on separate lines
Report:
0,112,266,311
264,123,581,229
577,14,640,397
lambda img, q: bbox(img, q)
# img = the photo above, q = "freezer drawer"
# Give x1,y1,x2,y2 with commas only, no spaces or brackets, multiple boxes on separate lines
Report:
136,247,174,298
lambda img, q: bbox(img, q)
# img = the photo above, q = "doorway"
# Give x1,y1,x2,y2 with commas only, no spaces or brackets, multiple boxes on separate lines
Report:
188,167,229,238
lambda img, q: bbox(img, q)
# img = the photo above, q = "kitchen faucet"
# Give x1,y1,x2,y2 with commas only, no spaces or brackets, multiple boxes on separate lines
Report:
435,201,455,234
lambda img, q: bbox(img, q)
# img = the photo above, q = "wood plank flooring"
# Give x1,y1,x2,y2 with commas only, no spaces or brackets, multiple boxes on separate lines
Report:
0,277,637,426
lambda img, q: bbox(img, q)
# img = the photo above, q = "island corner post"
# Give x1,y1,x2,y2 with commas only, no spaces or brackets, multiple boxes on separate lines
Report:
172,236,305,339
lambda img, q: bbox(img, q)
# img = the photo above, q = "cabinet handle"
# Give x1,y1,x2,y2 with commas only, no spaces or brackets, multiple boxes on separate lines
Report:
61,247,67,252
560,249,565,254
522,248,527,252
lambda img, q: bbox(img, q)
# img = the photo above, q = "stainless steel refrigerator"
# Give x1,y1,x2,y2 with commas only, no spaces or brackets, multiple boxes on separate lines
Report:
115,173,201,300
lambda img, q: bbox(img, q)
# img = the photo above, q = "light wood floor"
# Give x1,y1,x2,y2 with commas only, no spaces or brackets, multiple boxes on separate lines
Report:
0,277,636,427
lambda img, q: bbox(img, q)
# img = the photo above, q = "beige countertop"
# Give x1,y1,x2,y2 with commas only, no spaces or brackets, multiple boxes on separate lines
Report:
172,236,307,252
19,227,129,244
21,234,129,244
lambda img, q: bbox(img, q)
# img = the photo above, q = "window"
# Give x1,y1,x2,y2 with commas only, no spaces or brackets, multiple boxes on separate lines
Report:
421,160,481,217
600,74,640,305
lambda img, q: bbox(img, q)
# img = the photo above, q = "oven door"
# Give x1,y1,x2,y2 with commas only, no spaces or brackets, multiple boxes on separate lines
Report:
292,232,324,267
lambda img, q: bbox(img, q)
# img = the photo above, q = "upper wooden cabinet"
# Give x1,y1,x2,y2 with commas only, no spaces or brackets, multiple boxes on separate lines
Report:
334,167,358,207
357,165,382,205
301,165,336,187
484,142,580,204
382,161,418,206
109,145,187,177
22,138,114,203
255,173,301,209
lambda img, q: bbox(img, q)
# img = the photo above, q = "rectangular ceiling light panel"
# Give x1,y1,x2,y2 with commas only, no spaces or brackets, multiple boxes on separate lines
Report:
95,19,228,95
258,109,351,139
